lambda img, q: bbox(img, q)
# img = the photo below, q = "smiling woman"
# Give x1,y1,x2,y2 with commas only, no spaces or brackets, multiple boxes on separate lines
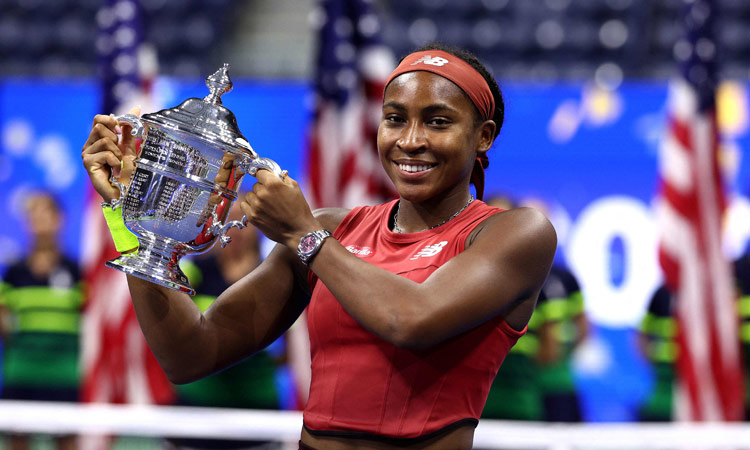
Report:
80,43,556,449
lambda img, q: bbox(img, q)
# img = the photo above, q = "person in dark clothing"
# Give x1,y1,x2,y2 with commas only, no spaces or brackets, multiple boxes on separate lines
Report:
732,254,750,420
536,265,587,422
0,192,84,450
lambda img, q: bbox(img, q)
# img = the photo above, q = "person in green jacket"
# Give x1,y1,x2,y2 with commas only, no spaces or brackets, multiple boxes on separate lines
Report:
732,253,750,420
637,285,676,421
481,194,548,421
535,265,587,422
638,275,749,422
482,289,548,420
0,192,84,450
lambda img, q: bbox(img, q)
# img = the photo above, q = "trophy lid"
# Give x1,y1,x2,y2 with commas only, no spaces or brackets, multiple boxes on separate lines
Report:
141,64,255,156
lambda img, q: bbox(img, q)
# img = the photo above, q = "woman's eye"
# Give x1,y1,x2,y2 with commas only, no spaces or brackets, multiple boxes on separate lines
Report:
429,118,450,126
385,115,404,123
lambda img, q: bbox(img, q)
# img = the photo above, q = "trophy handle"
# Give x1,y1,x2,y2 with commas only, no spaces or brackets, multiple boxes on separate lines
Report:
240,156,286,180
105,174,127,210
210,155,286,247
206,155,287,248
111,113,145,138
208,212,248,248
103,114,145,210
234,137,287,179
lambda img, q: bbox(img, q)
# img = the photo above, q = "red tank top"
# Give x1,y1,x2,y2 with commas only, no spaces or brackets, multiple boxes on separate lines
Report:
303,199,525,442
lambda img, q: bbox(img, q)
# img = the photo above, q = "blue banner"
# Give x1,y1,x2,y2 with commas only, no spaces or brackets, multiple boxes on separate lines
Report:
2,78,749,421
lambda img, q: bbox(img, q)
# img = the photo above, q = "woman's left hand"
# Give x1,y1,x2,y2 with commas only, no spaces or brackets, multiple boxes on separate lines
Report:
239,169,321,249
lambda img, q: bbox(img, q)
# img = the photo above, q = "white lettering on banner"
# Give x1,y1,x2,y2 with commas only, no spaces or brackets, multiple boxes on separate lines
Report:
566,196,659,328
411,56,449,67
724,195,750,260
556,194,750,329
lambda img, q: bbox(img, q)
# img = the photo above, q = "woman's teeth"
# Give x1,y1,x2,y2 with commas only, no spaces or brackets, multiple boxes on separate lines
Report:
399,163,432,173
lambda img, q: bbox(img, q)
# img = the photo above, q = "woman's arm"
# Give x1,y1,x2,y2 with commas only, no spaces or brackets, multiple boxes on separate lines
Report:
308,207,556,349
81,113,319,384
126,243,311,384
243,170,557,351
126,210,347,384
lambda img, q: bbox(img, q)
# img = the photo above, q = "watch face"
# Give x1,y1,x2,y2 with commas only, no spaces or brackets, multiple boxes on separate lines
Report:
299,235,318,253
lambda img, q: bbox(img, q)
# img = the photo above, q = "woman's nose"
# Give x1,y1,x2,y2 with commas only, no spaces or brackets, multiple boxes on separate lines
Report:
396,122,427,152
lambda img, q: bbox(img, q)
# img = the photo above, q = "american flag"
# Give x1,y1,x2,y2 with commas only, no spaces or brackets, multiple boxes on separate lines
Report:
305,0,397,208
81,0,173,408
657,0,744,421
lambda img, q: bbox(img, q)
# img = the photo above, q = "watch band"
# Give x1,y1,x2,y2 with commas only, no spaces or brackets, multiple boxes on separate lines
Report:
297,229,332,265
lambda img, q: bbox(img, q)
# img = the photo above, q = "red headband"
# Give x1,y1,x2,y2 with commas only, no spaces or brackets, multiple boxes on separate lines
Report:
384,50,495,121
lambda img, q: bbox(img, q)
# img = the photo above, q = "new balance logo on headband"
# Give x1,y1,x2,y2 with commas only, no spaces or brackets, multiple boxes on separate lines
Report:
410,55,449,67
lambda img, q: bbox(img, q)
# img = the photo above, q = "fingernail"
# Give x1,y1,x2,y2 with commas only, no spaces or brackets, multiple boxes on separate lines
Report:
115,125,122,134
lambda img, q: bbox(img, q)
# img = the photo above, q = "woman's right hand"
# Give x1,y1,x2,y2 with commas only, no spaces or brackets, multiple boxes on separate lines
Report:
81,106,141,202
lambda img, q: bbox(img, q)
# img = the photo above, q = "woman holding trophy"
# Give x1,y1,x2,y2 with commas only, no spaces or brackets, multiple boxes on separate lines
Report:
81,44,556,449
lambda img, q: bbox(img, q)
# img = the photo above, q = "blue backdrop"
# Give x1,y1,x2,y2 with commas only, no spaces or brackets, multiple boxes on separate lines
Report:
2,78,749,421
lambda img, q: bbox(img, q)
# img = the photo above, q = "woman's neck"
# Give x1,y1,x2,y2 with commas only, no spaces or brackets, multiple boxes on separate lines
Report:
393,189,474,234
27,244,61,279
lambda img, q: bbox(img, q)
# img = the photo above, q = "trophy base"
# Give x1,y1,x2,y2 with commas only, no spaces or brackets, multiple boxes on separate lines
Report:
106,239,195,295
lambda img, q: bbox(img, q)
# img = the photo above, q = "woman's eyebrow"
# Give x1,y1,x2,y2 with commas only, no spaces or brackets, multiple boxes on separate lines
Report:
382,101,406,111
423,104,458,114
382,102,458,114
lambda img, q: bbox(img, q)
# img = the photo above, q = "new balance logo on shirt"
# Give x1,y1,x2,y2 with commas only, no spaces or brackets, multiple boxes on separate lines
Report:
411,241,448,260
345,241,450,261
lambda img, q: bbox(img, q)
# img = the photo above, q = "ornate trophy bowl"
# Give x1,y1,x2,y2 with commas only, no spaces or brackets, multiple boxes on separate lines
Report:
106,64,283,295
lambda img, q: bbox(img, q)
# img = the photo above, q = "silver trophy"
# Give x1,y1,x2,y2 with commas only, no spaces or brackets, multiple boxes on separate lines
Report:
106,64,283,295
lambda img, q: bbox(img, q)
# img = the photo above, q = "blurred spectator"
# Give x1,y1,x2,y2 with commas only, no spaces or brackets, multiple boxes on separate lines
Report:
481,194,546,420
732,253,750,420
636,284,676,422
482,289,548,420
167,207,286,450
522,196,588,421
482,194,588,422
0,192,84,450
536,264,587,422
483,193,515,211
639,259,750,423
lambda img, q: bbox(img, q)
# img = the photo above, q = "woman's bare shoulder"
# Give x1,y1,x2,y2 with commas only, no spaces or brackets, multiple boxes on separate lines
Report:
470,206,557,253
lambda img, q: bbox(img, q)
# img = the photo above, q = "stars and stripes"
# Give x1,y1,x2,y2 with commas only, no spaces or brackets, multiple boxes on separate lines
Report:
81,0,173,408
657,0,744,421
305,0,397,209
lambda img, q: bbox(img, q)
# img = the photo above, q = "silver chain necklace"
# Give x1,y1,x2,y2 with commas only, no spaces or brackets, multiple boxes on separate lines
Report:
393,195,474,233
